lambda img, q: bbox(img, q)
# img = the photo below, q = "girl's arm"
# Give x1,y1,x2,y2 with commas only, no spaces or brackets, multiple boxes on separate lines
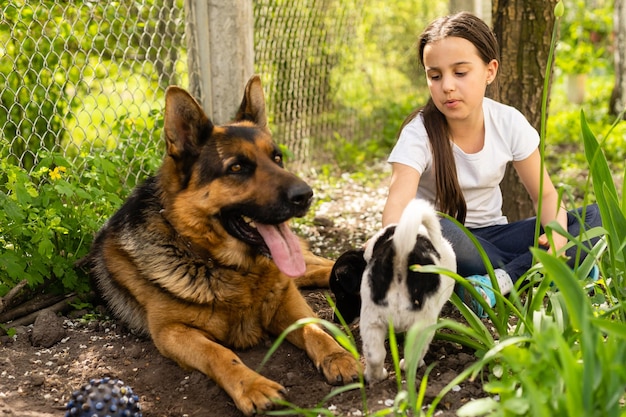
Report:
382,163,421,227
512,149,568,254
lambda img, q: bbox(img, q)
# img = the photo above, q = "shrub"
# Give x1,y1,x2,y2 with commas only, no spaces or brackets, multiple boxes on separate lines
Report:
0,144,139,296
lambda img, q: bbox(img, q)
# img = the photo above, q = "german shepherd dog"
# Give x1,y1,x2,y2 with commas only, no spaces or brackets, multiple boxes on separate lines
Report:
84,75,360,415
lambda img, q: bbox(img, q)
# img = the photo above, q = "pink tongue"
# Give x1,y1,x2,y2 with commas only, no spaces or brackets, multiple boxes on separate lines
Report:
255,222,306,278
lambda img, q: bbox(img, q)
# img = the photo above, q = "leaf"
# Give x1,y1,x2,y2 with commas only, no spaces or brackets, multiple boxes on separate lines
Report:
75,187,91,199
502,397,530,414
590,318,626,340
0,193,25,223
599,183,626,262
580,110,617,202
530,249,590,331
54,181,75,198
0,252,27,279
13,183,34,205
457,397,499,416
37,238,55,259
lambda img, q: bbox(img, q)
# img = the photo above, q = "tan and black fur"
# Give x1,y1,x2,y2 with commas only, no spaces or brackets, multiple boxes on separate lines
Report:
85,75,359,415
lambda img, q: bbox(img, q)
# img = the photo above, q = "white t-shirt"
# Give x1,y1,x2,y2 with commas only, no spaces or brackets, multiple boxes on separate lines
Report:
388,98,540,228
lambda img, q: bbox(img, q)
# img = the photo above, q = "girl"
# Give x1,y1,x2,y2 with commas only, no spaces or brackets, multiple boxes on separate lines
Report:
382,12,602,317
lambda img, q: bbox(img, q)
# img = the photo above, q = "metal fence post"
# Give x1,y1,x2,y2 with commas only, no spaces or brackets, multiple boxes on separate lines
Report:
184,0,254,124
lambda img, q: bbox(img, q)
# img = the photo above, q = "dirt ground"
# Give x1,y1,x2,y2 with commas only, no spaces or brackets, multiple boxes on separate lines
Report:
0,165,486,416
0,296,484,417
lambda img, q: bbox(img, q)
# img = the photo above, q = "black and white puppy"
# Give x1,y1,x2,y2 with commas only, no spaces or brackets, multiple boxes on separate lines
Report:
331,199,456,383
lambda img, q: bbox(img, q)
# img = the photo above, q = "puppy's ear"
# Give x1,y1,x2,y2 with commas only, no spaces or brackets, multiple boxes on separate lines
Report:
406,238,441,310
330,249,366,293
330,249,366,324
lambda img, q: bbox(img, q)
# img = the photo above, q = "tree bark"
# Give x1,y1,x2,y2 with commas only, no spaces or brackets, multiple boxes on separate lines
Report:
492,0,558,221
0,293,70,323
0,280,28,314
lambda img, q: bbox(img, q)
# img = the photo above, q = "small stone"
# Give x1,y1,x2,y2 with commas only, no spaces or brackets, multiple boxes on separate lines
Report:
125,345,143,359
29,375,45,387
30,310,66,348
313,216,334,227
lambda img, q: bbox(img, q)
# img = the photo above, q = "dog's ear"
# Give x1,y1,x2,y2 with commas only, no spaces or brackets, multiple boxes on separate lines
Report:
164,86,213,160
234,75,267,128
406,238,441,310
330,249,366,293
330,249,366,324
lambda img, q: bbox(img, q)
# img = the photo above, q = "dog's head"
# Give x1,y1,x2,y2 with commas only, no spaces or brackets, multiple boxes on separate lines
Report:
158,75,312,277
329,249,367,324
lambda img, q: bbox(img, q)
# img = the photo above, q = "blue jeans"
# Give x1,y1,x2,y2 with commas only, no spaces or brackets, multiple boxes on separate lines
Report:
440,204,603,283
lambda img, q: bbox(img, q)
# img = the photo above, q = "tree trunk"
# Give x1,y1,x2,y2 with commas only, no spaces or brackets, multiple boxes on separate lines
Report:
610,0,626,118
492,0,558,221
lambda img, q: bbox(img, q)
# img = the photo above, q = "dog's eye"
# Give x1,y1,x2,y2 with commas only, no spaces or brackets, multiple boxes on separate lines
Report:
273,154,284,167
229,164,242,173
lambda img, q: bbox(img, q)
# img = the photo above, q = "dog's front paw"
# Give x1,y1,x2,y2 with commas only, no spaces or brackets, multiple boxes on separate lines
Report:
364,365,388,384
320,351,361,385
234,375,287,416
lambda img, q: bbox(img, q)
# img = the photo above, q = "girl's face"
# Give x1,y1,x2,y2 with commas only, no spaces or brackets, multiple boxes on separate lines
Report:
422,36,498,124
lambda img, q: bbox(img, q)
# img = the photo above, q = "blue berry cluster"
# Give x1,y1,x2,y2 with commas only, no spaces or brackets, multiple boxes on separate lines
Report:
65,378,142,417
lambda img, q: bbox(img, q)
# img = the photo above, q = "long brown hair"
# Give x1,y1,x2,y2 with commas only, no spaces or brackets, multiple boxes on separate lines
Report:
399,12,500,224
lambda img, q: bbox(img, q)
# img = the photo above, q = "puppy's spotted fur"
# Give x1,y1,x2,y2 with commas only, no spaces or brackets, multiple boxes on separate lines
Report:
361,199,455,382
331,199,455,383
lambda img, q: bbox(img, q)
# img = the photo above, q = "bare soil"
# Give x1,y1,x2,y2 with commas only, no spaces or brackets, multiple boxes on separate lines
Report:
0,164,486,416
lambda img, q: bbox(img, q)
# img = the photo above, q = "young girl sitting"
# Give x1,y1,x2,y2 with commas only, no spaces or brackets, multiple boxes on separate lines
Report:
382,12,602,317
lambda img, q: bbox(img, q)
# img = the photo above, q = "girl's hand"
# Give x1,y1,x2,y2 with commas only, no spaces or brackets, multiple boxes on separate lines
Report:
538,233,568,256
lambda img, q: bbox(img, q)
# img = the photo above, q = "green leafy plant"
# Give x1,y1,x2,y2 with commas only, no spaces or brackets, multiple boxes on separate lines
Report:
580,111,626,318
0,139,158,296
457,248,626,417
0,102,164,298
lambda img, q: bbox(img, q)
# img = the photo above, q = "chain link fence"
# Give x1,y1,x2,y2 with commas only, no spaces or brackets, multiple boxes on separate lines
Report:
254,0,364,168
1,0,365,185
1,1,187,184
